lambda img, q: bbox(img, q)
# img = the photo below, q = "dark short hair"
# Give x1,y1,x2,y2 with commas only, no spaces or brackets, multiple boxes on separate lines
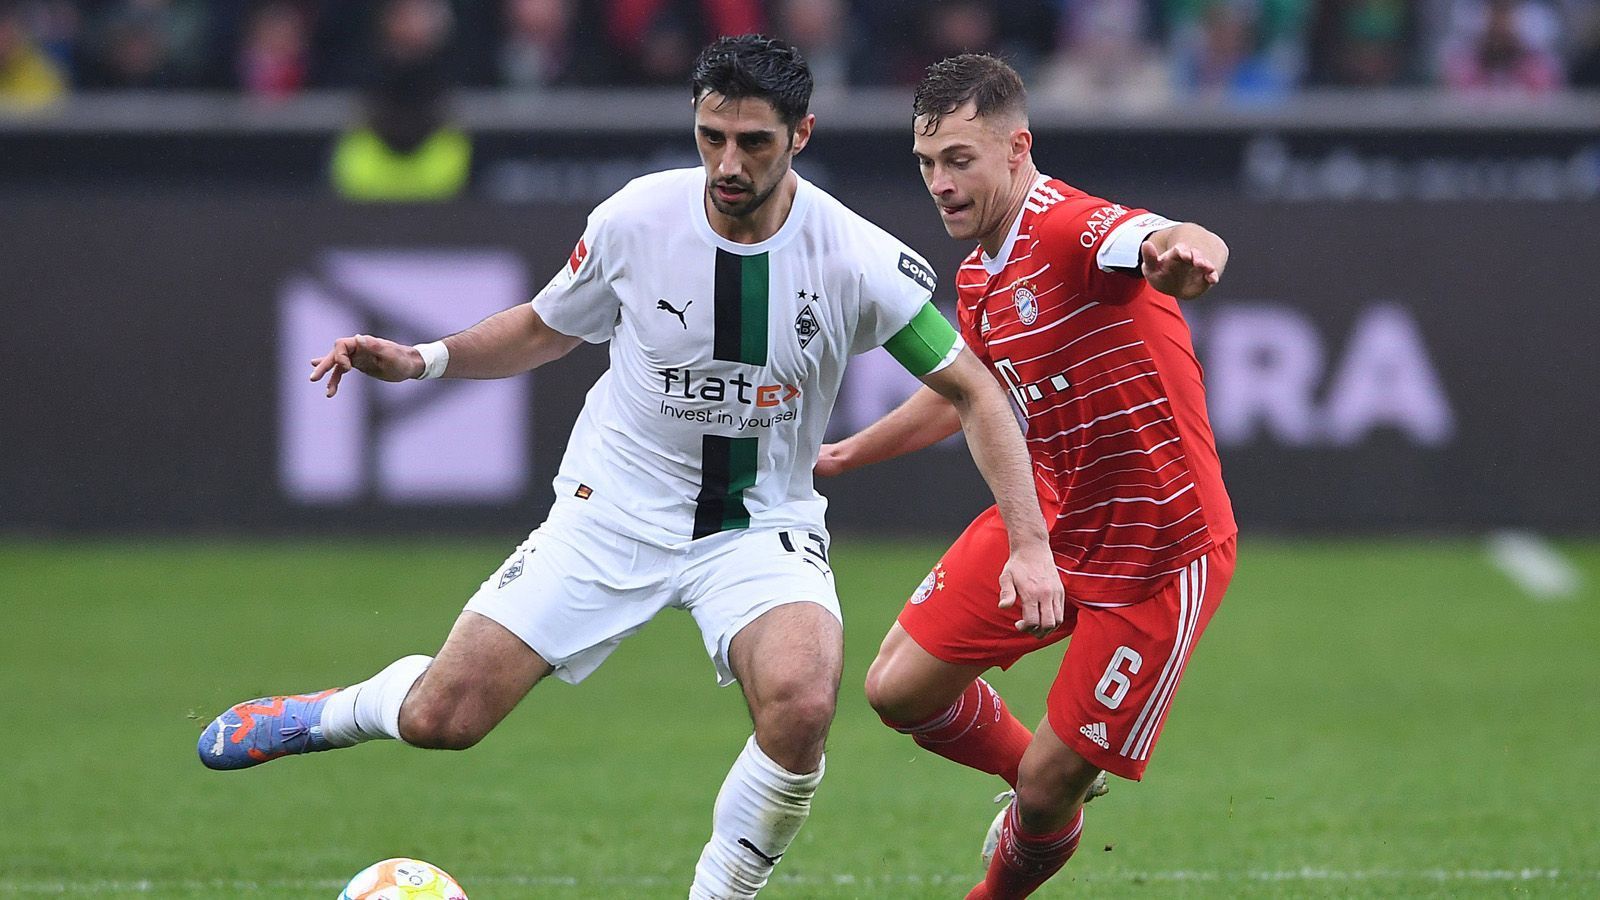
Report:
913,53,1027,134
690,35,813,130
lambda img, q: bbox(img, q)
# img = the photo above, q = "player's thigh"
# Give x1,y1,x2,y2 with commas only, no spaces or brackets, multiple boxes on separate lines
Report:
463,513,674,686
1047,542,1234,781
682,527,842,691
728,600,845,715
897,506,1074,670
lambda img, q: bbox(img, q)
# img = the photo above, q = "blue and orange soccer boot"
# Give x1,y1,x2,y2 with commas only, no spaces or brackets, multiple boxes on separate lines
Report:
197,688,340,770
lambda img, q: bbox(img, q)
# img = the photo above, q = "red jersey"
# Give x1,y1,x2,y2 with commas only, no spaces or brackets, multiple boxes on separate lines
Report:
956,176,1236,604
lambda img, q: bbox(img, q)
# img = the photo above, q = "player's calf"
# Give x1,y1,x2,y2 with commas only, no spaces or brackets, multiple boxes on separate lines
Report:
878,677,1034,788
1012,722,1105,831
698,602,841,897
982,773,1107,869
691,736,825,900
968,804,1084,900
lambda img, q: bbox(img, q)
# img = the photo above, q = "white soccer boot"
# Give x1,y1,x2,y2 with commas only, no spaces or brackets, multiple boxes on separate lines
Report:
980,771,1108,868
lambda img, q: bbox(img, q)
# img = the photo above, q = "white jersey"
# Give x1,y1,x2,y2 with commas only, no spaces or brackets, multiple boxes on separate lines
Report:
533,167,955,546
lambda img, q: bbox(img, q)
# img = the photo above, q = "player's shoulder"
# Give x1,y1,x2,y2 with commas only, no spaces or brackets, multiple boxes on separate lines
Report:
954,246,987,290
1028,177,1147,257
800,178,939,293
801,178,902,247
1031,178,1117,231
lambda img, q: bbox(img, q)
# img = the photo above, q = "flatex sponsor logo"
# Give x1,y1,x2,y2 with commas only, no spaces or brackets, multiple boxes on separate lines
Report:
656,367,801,430
278,251,530,503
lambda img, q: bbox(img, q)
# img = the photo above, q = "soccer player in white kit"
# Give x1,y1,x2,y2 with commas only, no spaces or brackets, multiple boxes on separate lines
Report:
196,36,1062,898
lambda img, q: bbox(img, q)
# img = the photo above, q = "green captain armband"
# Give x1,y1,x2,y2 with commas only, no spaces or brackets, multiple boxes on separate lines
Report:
883,301,961,377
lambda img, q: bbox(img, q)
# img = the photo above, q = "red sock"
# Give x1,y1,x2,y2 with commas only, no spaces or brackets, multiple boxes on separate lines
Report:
882,679,1033,787
966,804,1084,900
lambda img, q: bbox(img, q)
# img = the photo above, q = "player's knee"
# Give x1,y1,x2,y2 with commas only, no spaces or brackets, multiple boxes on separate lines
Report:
399,699,489,751
863,659,908,721
758,685,837,744
783,691,838,741
863,655,938,725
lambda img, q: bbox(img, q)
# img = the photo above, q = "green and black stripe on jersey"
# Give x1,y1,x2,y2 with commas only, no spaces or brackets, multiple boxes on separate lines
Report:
713,249,769,365
691,249,768,538
694,248,958,538
693,434,759,539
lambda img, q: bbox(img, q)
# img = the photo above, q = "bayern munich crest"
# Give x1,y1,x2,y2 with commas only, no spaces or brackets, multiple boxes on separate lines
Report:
910,563,946,604
1013,280,1039,325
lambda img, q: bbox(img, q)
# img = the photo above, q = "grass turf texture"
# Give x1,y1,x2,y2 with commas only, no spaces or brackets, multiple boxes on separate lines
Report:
1,537,1597,898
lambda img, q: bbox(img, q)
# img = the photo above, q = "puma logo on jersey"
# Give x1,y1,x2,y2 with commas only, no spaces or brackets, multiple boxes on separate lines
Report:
657,298,692,328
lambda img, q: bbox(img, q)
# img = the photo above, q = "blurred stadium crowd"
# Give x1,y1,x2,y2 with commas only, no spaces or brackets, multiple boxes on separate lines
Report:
3,0,1600,111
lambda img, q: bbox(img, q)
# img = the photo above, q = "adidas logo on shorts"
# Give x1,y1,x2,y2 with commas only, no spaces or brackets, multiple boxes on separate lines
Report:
1080,721,1110,749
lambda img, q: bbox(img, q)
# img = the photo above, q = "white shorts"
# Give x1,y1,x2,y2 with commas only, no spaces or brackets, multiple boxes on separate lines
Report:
463,505,840,686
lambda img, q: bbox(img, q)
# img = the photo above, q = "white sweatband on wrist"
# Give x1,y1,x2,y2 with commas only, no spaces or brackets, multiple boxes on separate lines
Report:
1097,213,1178,272
415,341,449,380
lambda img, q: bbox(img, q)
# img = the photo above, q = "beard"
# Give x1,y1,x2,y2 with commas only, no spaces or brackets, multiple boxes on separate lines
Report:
708,175,782,219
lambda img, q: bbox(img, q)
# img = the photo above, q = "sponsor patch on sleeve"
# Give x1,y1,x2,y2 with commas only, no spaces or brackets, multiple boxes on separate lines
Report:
539,236,590,297
897,252,938,293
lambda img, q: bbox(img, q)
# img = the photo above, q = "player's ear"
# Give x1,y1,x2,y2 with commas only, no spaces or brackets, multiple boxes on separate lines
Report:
789,113,816,155
1009,127,1032,168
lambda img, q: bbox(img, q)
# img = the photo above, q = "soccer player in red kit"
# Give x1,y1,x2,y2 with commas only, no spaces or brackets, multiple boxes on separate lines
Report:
817,54,1237,899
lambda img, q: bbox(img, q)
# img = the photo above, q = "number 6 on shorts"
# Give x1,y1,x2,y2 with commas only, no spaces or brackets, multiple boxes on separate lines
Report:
1094,645,1143,710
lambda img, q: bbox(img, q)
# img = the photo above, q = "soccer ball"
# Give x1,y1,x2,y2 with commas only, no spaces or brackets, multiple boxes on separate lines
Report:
338,858,467,900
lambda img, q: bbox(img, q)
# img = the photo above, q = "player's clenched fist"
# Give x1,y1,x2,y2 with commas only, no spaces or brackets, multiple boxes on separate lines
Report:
309,334,424,397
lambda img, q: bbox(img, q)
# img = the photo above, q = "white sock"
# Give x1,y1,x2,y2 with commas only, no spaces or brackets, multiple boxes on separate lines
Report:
319,655,432,747
689,735,825,900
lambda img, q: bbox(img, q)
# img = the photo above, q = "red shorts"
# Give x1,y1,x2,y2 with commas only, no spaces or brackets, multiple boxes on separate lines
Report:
897,506,1235,781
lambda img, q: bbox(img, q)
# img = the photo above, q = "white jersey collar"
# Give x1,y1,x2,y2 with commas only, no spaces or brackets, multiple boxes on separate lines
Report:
980,173,1050,276
693,169,815,256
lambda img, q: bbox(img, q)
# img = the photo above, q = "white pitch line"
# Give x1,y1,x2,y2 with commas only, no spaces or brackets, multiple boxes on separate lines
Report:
1486,529,1584,601
4,868,1593,894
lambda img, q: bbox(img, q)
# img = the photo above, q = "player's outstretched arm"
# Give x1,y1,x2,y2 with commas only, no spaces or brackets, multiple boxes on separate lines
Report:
922,350,1065,638
814,386,961,477
1140,222,1229,301
309,305,581,398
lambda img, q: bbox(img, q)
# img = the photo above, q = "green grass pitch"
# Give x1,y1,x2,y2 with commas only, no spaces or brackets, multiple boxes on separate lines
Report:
2,537,1597,898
